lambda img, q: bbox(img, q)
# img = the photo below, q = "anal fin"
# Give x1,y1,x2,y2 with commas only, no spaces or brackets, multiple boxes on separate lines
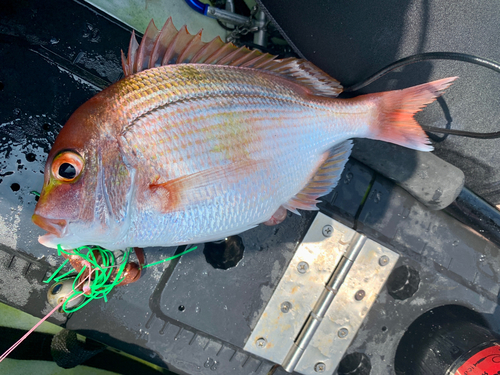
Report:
283,141,353,214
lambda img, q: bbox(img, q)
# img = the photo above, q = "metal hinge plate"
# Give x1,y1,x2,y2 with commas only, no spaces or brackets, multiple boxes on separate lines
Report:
243,213,398,374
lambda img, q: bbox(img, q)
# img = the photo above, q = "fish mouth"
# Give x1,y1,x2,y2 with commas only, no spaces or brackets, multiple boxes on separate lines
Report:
32,214,67,238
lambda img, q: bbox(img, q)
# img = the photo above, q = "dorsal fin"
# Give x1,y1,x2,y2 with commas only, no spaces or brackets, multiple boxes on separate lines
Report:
121,18,343,97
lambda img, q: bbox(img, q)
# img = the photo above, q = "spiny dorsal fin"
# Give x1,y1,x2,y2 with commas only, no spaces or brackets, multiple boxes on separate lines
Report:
121,18,343,97
282,141,353,214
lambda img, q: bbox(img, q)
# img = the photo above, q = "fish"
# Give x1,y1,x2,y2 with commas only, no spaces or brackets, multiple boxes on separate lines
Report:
32,18,456,250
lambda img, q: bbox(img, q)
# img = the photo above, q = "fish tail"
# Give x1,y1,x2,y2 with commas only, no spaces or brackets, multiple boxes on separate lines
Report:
368,77,457,151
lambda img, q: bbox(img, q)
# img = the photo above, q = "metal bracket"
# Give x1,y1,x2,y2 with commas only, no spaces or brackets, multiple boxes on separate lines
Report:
243,213,398,374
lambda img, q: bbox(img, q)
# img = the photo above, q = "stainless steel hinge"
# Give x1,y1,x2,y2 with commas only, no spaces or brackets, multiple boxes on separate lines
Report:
244,213,399,374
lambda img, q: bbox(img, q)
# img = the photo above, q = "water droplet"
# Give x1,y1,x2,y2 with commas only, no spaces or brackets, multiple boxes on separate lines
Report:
479,254,486,262
26,153,36,162
344,172,353,184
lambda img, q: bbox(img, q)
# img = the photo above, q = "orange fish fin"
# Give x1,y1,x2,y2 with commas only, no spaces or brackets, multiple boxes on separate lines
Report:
150,159,264,213
283,141,352,214
123,18,342,96
367,77,457,151
135,19,160,72
122,30,140,76
263,206,288,226
150,17,181,66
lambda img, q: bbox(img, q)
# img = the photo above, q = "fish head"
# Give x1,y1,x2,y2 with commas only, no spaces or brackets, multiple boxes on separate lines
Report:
33,95,133,250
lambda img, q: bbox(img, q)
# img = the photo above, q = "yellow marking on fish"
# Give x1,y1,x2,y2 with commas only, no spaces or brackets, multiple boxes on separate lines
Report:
207,111,254,162
177,65,208,84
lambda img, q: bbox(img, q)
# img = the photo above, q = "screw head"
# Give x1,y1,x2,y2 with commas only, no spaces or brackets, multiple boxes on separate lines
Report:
322,225,333,237
297,261,309,274
379,255,389,266
338,328,349,338
256,337,267,348
314,362,326,372
281,301,292,313
355,290,366,301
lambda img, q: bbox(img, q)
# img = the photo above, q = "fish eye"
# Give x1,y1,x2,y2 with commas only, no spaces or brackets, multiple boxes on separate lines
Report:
51,151,84,182
58,163,77,179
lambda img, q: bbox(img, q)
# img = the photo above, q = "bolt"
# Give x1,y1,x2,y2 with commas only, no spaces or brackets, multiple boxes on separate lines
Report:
322,225,333,237
314,362,326,372
338,328,349,338
297,261,309,274
281,301,292,313
355,290,366,301
379,255,389,266
256,337,267,348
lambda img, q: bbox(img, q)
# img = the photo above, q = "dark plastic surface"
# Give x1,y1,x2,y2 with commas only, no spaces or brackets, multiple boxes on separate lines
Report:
338,177,500,373
318,158,374,228
445,187,500,248
337,352,371,375
395,305,499,375
157,213,314,348
0,0,127,325
352,139,464,210
258,0,500,206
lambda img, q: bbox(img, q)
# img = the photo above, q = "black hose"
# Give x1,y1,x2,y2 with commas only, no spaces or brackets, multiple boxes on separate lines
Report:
344,52,500,92
344,52,500,139
421,126,500,139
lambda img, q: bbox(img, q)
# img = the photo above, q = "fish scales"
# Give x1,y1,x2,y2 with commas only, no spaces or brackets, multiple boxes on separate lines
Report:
107,66,367,246
32,19,456,250
118,66,363,167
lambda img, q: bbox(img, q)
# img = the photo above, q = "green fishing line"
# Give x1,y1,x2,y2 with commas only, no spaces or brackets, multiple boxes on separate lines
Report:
43,259,69,284
46,244,198,313
52,245,131,313
142,246,198,268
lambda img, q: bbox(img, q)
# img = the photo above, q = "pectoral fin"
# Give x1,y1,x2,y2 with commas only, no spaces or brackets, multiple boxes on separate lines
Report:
150,159,264,213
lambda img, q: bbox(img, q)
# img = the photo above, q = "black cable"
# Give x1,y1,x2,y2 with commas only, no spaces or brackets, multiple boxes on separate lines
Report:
421,126,500,139
344,52,500,139
343,52,500,92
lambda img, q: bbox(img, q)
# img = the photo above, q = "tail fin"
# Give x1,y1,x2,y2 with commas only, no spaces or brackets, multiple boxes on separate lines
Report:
367,77,457,151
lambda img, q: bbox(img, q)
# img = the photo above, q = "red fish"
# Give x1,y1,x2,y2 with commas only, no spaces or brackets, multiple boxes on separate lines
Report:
32,19,456,250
